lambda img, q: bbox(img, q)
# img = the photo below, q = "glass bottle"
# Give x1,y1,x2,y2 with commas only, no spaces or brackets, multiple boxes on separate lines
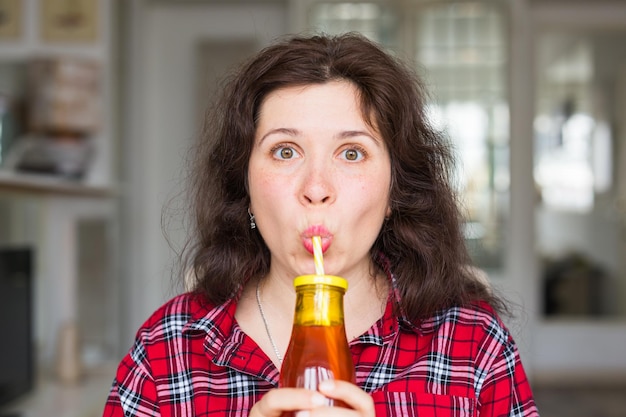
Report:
279,274,355,409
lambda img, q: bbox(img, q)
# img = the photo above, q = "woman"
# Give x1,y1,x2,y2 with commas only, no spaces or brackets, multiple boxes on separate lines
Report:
104,33,539,417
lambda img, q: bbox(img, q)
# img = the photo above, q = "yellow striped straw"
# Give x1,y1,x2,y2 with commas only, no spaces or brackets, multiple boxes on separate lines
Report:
312,236,325,276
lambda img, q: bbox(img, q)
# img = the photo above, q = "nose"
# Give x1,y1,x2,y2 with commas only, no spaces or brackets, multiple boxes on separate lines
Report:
299,159,335,206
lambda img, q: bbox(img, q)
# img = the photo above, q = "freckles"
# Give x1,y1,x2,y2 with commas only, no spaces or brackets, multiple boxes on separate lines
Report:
257,171,290,196
352,176,373,192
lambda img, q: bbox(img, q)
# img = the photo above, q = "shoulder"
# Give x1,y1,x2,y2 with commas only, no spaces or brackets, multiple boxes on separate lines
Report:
417,301,513,353
118,292,218,376
109,293,218,414
134,292,216,343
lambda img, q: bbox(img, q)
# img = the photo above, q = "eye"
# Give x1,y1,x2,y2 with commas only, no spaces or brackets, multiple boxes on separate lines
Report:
272,145,299,160
341,147,365,161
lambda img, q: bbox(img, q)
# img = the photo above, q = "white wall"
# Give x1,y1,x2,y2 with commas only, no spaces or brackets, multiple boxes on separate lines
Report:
120,1,288,350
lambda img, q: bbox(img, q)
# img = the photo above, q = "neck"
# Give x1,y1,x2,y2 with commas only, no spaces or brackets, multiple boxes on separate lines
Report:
251,266,389,353
343,271,389,339
256,279,284,364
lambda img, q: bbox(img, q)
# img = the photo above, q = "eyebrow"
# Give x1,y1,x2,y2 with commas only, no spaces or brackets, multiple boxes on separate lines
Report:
258,128,383,146
339,130,383,146
258,128,298,144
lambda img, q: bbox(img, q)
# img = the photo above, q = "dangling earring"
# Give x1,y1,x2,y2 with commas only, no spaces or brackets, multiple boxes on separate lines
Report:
248,208,256,229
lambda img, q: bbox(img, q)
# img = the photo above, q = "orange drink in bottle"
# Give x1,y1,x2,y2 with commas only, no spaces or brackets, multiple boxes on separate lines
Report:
279,274,355,412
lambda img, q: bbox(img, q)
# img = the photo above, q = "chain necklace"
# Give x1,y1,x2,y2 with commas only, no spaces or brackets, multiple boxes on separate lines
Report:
255,279,283,364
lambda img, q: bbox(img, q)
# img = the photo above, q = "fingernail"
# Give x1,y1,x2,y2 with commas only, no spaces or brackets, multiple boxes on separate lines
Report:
311,392,326,406
318,380,335,391
296,411,310,417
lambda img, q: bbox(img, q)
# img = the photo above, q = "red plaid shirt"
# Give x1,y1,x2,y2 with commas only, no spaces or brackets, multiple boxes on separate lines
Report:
104,275,539,417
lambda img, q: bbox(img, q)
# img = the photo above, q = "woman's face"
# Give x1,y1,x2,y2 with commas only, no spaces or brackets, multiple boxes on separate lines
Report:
248,81,391,282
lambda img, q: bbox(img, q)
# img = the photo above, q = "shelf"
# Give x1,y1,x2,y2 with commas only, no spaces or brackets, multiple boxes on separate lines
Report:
0,170,115,198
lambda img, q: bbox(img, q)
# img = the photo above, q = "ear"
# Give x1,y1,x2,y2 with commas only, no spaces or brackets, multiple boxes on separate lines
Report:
385,205,392,219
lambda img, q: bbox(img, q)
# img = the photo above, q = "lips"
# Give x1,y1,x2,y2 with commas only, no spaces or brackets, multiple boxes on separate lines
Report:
302,225,332,253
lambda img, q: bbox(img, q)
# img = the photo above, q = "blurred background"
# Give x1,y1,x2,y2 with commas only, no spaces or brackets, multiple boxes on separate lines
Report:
0,0,625,416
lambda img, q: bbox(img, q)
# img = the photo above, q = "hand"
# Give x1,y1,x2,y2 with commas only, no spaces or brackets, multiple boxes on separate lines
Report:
250,387,327,417
249,381,375,417
315,380,375,417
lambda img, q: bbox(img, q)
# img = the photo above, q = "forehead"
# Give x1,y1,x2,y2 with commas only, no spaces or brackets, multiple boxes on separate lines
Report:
256,80,380,133
261,80,358,105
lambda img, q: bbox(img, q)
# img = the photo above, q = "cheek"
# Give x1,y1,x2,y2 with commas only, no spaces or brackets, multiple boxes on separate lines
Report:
353,172,390,206
249,171,290,209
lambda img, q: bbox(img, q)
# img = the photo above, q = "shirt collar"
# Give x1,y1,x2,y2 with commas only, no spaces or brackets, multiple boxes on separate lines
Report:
183,292,280,384
182,292,244,357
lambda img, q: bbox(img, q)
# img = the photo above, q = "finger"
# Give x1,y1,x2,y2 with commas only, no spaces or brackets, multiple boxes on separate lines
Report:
317,380,375,416
251,388,327,417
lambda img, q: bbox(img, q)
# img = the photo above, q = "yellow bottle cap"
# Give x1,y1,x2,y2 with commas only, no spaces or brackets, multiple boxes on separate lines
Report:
293,274,348,290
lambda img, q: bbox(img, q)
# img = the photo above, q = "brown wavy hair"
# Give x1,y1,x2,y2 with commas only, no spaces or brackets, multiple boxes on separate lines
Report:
183,32,503,322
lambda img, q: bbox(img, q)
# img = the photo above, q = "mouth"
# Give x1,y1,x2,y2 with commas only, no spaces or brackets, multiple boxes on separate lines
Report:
302,225,332,254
